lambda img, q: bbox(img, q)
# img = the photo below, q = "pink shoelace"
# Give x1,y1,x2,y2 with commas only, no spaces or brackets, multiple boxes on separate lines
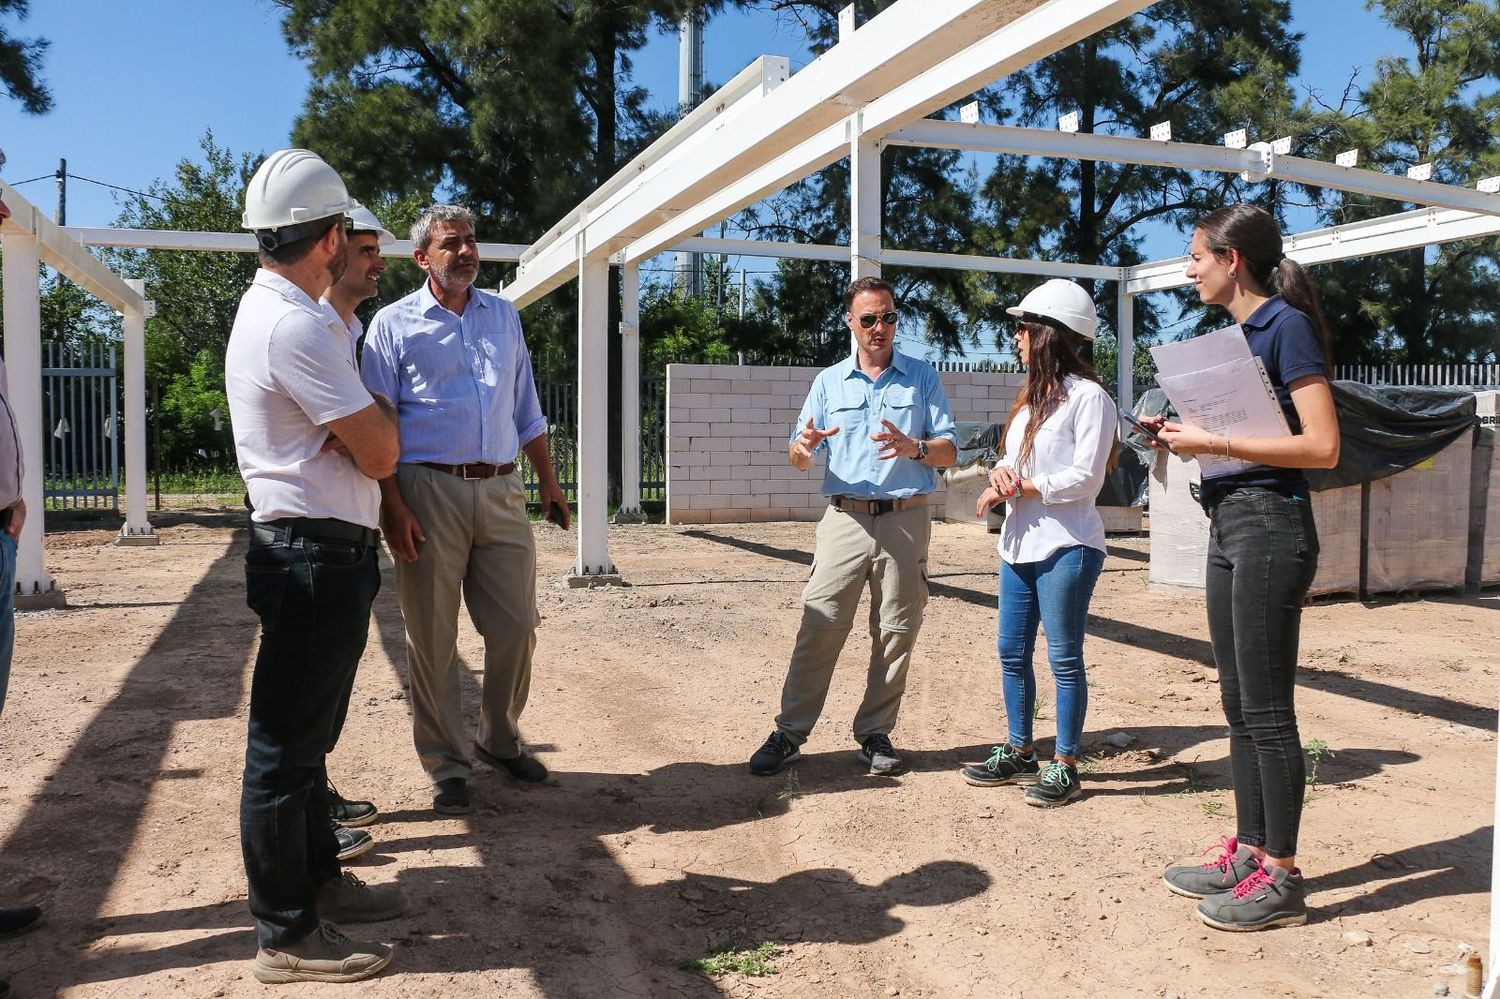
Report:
1199,835,1239,872
1230,863,1276,900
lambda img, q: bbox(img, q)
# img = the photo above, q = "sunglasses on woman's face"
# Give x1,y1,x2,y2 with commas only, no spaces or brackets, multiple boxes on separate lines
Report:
853,311,899,329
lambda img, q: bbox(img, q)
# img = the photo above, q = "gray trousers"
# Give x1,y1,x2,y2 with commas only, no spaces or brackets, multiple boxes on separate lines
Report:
393,463,538,783
775,502,931,745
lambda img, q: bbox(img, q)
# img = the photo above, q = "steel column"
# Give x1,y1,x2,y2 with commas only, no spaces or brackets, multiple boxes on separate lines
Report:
118,278,156,544
1,229,61,606
569,253,620,586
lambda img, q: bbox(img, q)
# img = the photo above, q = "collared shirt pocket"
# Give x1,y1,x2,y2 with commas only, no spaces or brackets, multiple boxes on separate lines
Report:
879,385,920,436
827,386,870,433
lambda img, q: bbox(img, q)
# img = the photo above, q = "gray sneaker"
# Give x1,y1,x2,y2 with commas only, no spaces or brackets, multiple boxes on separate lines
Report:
1162,837,1260,899
252,920,393,984
315,872,407,924
858,733,905,776
1197,862,1307,932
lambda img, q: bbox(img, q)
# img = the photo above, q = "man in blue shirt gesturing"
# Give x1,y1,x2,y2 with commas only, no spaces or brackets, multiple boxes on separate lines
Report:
749,276,957,778
361,206,569,816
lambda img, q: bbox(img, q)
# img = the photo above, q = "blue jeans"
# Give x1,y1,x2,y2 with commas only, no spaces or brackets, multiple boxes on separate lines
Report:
240,528,379,949
0,532,14,717
998,544,1104,759
1206,487,1318,860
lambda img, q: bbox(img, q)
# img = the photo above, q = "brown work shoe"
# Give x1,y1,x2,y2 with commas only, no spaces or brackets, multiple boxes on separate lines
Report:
252,920,393,984
315,872,407,924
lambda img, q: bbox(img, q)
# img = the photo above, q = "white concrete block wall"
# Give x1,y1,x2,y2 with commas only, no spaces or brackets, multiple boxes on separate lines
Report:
665,363,1025,525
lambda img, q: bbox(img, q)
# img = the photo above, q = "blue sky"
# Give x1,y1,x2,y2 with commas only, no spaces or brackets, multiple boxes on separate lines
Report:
2,0,1406,234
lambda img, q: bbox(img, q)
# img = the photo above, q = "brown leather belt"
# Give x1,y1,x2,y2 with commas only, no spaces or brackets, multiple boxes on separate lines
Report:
830,494,928,517
421,461,516,480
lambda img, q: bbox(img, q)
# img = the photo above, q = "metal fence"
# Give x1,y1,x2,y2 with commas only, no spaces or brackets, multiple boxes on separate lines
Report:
641,374,666,500
1335,363,1500,387
43,341,119,510
519,380,577,502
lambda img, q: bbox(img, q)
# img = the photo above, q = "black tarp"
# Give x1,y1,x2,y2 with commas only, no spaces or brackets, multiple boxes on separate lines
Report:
1129,383,1479,492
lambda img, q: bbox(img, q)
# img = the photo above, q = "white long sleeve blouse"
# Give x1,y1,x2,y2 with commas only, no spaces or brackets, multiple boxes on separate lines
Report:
997,375,1117,565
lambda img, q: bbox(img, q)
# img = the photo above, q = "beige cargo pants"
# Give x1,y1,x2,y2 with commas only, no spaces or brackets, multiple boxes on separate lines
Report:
774,502,931,745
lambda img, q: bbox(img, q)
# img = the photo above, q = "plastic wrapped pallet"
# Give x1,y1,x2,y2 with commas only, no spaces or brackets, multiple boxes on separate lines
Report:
1148,451,1209,590
1101,505,1144,533
1472,391,1499,588
942,463,1001,530
1150,450,1362,597
1366,434,1473,593
1307,485,1361,598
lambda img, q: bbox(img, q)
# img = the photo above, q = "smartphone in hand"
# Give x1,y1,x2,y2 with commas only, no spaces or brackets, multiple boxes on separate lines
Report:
1118,411,1167,447
545,499,571,530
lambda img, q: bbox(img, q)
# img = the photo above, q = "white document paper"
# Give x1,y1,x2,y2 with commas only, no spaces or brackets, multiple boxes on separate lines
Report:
1149,324,1291,477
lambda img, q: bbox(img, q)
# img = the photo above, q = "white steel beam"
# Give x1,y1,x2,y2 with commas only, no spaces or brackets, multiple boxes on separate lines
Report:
0,228,60,605
66,227,526,262
648,237,1123,280
890,120,1500,221
1127,206,1500,294
615,261,645,523
851,125,882,279
0,183,144,314
881,248,1122,281
119,278,155,545
616,0,1156,276
1116,284,1135,417
567,254,619,586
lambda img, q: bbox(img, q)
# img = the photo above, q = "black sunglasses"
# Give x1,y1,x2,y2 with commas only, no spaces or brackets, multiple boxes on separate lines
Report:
854,311,899,329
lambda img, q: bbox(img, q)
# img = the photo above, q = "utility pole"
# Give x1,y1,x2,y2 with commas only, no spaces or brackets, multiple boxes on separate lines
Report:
55,157,66,225
674,5,704,298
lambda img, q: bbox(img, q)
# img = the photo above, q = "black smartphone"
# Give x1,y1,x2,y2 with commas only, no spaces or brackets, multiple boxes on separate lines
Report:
546,500,571,530
1118,411,1165,445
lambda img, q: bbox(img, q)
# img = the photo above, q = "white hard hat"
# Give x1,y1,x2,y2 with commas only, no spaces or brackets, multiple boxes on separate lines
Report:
348,205,396,246
241,148,358,249
1006,278,1099,341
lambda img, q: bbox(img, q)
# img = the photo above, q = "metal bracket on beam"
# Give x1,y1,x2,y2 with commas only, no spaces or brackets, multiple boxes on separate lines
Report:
1241,141,1275,183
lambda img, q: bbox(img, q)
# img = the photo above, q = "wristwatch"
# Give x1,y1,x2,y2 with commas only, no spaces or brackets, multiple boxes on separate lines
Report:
914,439,929,460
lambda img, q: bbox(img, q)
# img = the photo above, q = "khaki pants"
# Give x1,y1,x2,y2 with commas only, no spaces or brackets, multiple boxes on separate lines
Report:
393,463,538,783
775,502,931,745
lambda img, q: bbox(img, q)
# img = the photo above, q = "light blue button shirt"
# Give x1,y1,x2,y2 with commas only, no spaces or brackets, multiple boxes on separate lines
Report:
793,350,957,500
361,282,549,465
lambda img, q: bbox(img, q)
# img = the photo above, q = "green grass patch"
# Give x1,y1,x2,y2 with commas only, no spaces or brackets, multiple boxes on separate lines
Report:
679,941,780,978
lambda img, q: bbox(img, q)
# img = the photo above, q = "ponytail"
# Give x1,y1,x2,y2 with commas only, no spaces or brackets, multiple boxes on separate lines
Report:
1198,203,1333,377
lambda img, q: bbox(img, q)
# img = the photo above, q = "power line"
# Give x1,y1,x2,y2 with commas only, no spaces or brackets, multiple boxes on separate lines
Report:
6,174,52,187
67,173,164,202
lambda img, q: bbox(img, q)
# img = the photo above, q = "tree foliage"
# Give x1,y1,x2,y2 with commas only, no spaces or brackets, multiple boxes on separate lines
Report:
1307,0,1500,363
0,0,49,115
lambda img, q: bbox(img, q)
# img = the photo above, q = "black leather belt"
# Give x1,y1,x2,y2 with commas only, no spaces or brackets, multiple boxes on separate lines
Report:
251,517,378,547
420,461,516,480
830,494,929,516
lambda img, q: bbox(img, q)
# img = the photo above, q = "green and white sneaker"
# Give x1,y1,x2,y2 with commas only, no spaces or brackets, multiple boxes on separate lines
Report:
1024,760,1081,807
960,744,1040,787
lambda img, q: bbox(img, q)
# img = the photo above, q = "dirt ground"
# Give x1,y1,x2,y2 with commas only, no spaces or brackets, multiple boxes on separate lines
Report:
1,508,1494,997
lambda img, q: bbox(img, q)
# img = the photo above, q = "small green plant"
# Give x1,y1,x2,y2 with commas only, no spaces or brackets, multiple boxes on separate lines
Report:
679,941,779,978
1304,739,1334,787
776,770,802,802
1199,798,1228,819
1032,695,1049,722
749,795,768,818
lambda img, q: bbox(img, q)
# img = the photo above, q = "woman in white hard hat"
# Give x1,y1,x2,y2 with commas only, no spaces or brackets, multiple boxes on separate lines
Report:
1154,204,1339,933
959,278,1116,807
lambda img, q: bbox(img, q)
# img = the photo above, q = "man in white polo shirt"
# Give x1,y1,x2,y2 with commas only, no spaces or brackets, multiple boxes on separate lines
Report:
226,149,402,985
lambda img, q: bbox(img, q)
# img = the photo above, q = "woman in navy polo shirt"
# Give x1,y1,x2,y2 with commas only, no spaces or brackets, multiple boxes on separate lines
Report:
1150,204,1340,932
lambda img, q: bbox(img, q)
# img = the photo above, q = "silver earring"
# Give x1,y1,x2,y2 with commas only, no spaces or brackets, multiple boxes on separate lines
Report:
1228,270,1237,278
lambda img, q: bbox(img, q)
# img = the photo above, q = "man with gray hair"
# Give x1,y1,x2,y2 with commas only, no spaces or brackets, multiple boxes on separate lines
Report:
361,205,569,817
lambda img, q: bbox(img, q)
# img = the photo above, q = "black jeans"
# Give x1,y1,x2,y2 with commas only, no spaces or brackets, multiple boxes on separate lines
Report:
1205,487,1318,860
240,530,380,948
